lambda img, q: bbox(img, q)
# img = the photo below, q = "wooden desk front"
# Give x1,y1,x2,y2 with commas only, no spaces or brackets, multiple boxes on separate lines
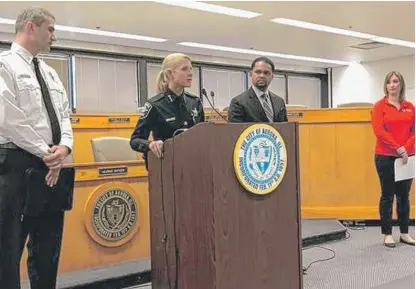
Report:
68,109,414,220
20,108,414,279
20,161,150,280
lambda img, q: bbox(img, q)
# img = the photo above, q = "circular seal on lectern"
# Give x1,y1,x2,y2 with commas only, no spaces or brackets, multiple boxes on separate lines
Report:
84,182,139,247
233,124,287,195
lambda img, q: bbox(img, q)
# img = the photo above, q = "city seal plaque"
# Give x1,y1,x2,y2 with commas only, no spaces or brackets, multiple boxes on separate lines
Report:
84,182,140,247
233,124,287,195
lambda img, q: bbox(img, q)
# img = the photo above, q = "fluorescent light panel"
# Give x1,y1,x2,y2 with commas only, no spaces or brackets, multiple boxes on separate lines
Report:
151,0,261,18
178,42,353,65
271,18,415,48
0,18,167,42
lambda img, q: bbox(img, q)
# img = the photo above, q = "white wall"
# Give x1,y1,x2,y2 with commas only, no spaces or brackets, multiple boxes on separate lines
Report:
332,55,415,107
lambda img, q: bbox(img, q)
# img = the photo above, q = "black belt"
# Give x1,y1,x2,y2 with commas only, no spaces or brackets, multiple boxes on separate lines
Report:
0,143,54,150
0,143,19,149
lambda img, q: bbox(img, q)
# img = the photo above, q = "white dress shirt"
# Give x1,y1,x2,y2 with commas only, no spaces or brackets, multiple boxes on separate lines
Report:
0,42,73,158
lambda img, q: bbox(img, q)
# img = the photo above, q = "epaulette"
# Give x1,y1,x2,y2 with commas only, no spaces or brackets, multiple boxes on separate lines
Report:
0,50,12,58
184,91,198,98
147,92,166,104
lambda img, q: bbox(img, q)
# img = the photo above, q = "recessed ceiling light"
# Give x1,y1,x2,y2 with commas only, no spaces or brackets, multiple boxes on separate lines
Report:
55,25,167,42
151,0,261,18
0,18,167,42
271,18,415,48
178,42,354,65
0,18,15,25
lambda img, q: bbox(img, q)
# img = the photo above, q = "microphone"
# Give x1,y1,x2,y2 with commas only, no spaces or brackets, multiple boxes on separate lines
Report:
201,88,228,123
210,90,215,108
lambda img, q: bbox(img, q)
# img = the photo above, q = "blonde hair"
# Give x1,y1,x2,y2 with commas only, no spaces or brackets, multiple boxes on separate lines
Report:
384,71,406,102
156,53,191,93
15,7,55,34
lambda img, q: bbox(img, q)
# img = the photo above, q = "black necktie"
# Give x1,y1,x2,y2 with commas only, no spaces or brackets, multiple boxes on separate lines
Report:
33,57,61,145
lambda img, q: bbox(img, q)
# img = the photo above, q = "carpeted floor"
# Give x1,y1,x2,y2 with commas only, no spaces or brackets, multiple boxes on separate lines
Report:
127,226,415,289
302,226,415,289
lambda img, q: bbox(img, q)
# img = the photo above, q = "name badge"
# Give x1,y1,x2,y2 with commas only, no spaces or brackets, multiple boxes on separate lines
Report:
17,74,31,79
166,117,176,122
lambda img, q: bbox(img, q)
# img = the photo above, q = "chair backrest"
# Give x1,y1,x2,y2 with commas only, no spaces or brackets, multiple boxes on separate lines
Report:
337,102,373,108
90,137,138,162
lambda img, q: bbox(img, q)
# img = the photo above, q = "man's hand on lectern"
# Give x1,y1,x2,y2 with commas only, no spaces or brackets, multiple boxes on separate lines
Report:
149,140,164,159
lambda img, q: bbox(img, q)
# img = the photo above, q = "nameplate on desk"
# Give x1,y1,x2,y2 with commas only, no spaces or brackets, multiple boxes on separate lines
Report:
108,117,130,123
206,115,225,121
98,167,128,176
70,117,80,123
287,112,304,118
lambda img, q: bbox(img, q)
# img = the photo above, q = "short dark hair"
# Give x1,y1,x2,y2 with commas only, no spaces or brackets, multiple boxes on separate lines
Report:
251,57,275,72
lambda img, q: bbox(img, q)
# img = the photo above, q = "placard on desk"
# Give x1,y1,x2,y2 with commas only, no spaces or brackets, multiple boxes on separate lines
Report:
70,117,80,124
98,166,128,177
287,112,304,118
108,117,130,124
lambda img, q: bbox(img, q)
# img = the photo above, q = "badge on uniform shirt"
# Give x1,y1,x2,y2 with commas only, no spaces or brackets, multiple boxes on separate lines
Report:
141,102,153,119
17,74,31,79
49,71,56,82
190,108,199,123
191,108,199,118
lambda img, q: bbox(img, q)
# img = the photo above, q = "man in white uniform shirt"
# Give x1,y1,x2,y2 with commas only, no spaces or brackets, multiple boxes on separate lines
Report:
0,7,74,289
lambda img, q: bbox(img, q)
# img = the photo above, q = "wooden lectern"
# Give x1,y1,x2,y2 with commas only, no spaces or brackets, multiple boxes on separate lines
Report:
148,122,302,289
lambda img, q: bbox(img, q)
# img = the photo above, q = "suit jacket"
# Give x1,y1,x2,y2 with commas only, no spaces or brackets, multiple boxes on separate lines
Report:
228,87,288,123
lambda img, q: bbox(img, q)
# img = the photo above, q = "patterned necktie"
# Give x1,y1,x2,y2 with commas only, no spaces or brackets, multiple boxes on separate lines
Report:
261,94,274,122
33,57,61,145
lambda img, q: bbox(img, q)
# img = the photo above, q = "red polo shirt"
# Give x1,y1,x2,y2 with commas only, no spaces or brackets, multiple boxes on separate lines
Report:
371,97,415,156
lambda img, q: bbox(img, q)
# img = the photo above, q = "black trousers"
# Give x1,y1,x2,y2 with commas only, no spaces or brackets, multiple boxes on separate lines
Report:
0,148,65,289
375,154,413,235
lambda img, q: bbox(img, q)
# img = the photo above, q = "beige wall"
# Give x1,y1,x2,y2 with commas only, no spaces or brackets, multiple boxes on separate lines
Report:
332,55,415,106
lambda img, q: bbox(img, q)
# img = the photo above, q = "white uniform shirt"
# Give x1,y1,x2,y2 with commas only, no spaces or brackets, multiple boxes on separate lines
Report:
0,42,73,158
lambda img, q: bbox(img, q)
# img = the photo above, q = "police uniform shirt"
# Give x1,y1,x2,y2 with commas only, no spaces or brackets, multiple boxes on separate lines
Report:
0,42,73,158
130,88,205,154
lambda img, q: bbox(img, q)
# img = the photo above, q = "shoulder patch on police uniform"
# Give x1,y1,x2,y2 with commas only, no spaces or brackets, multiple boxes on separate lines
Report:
141,102,153,119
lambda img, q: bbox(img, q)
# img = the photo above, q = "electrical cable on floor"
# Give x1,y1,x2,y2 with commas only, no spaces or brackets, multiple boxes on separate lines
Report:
302,245,336,275
302,223,365,275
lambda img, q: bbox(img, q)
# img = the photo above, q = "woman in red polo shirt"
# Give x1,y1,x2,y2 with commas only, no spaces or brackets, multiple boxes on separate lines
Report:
371,71,415,248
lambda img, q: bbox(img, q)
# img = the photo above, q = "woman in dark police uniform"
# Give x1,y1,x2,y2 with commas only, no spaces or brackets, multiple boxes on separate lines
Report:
130,53,205,169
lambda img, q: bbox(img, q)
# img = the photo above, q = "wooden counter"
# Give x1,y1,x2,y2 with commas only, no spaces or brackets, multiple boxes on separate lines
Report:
20,161,150,280
20,108,414,280
68,109,414,221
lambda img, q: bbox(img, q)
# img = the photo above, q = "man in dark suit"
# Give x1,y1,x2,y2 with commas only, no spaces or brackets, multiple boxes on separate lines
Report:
228,57,288,123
